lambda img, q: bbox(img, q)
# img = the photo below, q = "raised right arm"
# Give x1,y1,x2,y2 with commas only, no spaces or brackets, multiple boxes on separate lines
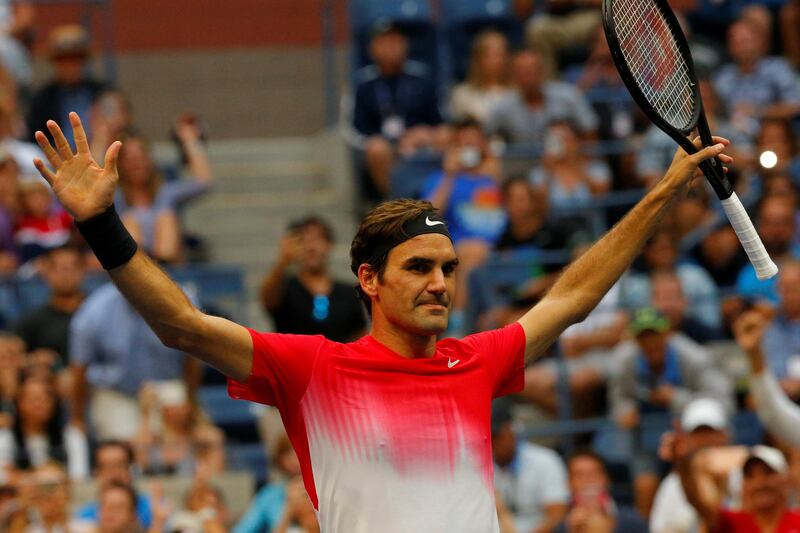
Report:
34,113,252,382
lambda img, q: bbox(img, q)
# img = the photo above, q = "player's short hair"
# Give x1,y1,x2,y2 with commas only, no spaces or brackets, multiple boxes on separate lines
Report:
350,199,439,312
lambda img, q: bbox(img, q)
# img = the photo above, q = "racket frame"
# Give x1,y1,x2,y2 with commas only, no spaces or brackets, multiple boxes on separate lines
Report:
601,0,732,199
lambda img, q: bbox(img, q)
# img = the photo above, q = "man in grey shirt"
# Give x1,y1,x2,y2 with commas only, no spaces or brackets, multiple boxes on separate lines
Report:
486,49,599,146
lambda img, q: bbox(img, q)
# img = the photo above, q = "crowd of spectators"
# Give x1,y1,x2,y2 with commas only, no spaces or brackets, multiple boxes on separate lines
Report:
0,0,798,531
340,1,800,532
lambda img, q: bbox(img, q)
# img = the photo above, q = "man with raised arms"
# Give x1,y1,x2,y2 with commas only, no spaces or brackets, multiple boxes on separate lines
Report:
33,112,731,533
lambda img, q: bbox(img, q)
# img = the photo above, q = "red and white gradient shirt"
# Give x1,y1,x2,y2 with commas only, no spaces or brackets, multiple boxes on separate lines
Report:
228,323,526,533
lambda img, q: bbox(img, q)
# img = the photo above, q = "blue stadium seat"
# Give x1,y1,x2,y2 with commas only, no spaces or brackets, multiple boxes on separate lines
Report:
199,384,260,443
226,443,269,486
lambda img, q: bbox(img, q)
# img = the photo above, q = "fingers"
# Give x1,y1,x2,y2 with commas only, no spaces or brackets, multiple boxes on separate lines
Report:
33,158,57,186
34,130,62,168
104,141,122,177
46,120,74,160
689,143,726,165
69,112,90,154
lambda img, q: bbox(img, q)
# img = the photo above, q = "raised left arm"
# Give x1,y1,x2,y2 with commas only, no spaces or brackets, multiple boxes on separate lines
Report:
518,139,731,362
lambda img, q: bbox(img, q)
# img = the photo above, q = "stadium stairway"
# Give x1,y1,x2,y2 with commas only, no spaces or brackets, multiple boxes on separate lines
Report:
157,131,359,331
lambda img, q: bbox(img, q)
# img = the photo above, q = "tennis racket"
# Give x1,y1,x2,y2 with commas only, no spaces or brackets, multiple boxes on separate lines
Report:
602,0,778,280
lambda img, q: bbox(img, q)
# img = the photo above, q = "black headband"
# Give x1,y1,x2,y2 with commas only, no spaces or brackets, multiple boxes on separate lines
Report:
365,211,452,266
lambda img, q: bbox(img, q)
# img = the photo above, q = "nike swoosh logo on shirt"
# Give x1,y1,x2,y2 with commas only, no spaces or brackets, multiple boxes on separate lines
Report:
425,217,445,227
448,358,460,368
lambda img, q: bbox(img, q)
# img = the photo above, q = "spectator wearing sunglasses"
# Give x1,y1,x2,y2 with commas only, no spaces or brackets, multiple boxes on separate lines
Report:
260,216,367,343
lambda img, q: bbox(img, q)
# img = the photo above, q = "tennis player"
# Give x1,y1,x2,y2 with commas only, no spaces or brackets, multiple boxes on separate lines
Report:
34,113,731,533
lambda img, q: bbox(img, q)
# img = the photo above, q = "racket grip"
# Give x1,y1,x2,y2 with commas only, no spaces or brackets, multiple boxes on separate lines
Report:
720,193,778,280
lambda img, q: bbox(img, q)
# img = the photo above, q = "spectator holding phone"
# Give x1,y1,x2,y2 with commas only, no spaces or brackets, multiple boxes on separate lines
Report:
555,451,648,533
259,216,366,342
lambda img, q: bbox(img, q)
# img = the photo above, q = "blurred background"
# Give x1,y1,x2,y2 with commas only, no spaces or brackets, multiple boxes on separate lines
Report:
0,0,798,532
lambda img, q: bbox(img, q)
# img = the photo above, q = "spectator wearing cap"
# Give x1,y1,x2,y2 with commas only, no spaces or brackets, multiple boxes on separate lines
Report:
259,216,366,343
27,24,107,147
649,398,731,533
350,22,445,199
681,446,800,532
133,380,225,477
609,307,733,517
554,450,648,533
486,49,598,147
492,400,569,533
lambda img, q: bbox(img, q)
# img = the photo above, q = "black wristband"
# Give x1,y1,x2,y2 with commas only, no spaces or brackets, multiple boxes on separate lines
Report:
75,205,138,270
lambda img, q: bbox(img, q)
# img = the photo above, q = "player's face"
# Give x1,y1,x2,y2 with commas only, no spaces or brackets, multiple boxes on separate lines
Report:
375,234,457,336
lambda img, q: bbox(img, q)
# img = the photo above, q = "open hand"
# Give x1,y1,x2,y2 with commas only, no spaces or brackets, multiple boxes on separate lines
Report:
33,112,122,222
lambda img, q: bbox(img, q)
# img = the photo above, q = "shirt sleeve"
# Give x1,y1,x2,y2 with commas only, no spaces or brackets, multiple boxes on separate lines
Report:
463,323,526,398
64,425,90,481
751,370,800,447
227,329,325,406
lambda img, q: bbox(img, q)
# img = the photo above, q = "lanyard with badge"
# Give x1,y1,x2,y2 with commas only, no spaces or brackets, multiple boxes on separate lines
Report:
375,78,407,141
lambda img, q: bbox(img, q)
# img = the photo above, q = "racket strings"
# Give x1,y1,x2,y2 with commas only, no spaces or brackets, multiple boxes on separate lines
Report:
613,0,695,130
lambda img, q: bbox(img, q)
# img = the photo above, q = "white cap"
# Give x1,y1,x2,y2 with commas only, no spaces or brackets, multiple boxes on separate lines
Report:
681,398,728,432
744,445,788,475
152,380,188,407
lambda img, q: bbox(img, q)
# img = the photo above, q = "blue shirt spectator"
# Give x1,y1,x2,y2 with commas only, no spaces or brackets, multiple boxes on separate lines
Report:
69,283,194,440
736,197,799,305
422,170,506,245
70,283,188,397
233,484,286,533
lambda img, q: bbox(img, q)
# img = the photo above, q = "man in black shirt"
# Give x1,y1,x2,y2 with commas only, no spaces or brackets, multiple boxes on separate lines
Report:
13,245,85,370
259,216,366,342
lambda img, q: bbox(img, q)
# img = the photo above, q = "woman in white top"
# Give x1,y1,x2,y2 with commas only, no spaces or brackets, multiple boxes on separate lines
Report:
0,375,88,481
449,30,514,125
